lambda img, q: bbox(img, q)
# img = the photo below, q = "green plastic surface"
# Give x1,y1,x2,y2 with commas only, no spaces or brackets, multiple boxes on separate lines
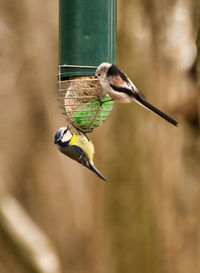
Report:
74,97,114,129
59,0,116,77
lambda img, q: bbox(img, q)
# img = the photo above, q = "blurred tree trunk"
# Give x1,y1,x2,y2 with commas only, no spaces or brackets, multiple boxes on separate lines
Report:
105,0,200,273
1,1,200,273
0,1,106,273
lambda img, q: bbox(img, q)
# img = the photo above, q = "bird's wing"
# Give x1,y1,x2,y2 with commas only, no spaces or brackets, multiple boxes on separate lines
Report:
109,79,146,100
70,135,94,162
109,74,132,89
69,145,90,167
69,145,107,181
108,74,146,99
109,83,134,96
128,79,146,99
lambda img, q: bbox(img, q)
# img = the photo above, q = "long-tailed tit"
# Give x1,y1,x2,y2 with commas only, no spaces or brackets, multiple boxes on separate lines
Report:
95,62,178,126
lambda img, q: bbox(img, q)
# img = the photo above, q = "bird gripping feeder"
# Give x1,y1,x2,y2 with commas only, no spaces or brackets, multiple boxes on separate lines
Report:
58,0,117,133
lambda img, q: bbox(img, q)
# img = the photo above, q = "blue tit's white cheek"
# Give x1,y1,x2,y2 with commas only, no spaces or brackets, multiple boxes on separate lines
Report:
54,127,68,141
62,131,72,142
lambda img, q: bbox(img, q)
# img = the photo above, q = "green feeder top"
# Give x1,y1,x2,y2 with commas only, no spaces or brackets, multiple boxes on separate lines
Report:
59,0,116,77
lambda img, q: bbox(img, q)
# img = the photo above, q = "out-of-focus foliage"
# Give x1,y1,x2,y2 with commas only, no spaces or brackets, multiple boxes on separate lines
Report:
0,0,200,273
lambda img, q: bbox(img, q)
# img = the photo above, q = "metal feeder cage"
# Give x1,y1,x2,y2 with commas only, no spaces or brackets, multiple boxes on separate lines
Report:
57,66,114,133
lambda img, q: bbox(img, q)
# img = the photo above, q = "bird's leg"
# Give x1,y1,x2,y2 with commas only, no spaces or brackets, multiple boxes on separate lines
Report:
82,132,90,140
75,128,90,140
96,96,104,107
103,98,114,103
67,124,72,130
96,96,114,106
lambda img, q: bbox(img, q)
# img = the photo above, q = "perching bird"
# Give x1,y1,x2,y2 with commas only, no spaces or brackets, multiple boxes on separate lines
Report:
54,127,106,181
95,62,178,126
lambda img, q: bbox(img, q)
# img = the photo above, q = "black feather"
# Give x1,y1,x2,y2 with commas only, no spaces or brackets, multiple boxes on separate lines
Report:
110,83,133,96
107,65,129,83
133,93,178,126
107,64,178,126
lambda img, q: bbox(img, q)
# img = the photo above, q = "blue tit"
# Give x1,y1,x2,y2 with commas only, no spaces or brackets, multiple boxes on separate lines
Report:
54,127,106,181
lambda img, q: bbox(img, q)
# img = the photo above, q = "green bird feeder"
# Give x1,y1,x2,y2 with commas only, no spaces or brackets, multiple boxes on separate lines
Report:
58,0,116,133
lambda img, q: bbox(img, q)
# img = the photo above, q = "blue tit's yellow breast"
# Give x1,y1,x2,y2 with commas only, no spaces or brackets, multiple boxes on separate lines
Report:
69,134,94,162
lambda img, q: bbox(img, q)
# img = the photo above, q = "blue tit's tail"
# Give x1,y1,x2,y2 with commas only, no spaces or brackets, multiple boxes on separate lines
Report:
89,163,107,181
133,93,178,127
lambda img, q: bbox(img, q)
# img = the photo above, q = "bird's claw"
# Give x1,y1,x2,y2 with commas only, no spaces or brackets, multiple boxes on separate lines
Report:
97,96,113,106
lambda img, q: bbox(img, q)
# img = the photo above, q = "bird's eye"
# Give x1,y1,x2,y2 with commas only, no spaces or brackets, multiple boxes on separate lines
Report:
98,73,100,77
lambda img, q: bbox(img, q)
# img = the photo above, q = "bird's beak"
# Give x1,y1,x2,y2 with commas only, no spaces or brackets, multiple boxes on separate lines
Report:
94,75,98,79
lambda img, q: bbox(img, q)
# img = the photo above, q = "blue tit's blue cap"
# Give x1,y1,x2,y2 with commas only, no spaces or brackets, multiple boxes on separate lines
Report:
54,127,68,144
54,129,63,144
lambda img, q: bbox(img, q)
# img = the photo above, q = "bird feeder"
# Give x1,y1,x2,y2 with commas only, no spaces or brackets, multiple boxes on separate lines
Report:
58,0,116,133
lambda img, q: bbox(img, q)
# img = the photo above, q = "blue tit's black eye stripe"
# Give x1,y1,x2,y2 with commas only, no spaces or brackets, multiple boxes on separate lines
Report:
110,83,134,97
107,64,129,83
63,129,68,135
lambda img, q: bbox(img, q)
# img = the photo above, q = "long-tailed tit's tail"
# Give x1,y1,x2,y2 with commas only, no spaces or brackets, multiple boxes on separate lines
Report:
133,93,178,127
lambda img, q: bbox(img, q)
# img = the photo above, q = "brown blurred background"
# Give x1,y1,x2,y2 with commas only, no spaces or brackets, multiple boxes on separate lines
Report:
0,0,200,273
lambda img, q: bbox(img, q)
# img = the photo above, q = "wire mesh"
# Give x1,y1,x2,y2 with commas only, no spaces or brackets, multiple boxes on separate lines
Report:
57,71,114,133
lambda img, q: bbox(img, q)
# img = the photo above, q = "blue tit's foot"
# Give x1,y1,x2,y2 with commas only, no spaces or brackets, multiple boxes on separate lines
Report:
76,128,90,140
